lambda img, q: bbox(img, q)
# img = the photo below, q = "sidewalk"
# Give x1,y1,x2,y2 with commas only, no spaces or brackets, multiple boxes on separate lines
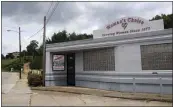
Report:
2,74,32,106
2,72,19,94
2,74,171,106
32,86,172,102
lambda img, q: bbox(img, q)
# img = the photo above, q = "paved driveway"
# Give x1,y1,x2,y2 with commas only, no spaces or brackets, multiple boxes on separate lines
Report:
31,90,172,106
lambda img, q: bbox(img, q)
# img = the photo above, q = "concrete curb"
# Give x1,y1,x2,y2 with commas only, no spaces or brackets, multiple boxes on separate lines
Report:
31,86,172,102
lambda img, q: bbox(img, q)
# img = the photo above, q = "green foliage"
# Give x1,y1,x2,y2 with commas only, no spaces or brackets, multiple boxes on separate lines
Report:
46,30,93,44
1,54,5,59
150,14,173,29
35,44,43,56
27,72,43,87
30,56,43,69
21,50,27,57
23,56,33,63
2,58,22,71
26,40,39,56
1,59,18,68
51,30,69,43
13,30,93,57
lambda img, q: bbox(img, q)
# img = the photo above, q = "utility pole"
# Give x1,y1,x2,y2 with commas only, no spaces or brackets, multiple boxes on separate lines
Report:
7,27,22,79
42,16,46,86
19,27,22,79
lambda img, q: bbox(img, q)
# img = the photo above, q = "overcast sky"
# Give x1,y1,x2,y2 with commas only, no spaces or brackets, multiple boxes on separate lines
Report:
1,1,172,55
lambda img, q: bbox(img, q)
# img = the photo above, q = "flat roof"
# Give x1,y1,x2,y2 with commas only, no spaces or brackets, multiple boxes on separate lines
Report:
46,28,172,52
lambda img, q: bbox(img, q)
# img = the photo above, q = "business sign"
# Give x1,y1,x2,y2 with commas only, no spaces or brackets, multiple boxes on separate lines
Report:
52,55,65,70
93,16,164,38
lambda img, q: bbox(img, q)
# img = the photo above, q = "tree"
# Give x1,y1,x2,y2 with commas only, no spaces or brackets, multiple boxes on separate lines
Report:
150,14,173,29
77,33,93,40
26,40,39,56
35,44,43,56
1,54,5,59
46,30,93,44
68,32,78,41
51,30,68,43
21,50,27,57
46,38,52,44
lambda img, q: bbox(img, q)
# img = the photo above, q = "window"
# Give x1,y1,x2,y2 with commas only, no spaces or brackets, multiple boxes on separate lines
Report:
52,55,65,71
140,43,172,70
83,47,115,71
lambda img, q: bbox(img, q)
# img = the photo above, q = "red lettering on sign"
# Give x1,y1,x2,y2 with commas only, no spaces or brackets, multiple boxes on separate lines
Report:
106,17,145,29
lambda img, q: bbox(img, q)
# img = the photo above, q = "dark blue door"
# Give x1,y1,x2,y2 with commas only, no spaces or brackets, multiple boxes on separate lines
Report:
67,53,75,86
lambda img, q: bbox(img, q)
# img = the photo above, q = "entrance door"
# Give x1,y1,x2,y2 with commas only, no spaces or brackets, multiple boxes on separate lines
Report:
67,53,75,86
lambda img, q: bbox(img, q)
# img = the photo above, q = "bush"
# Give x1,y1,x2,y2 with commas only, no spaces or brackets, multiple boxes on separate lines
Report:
2,58,23,71
1,59,18,68
23,56,33,63
28,72,43,87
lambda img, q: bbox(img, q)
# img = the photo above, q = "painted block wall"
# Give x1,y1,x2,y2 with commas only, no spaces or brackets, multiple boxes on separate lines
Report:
115,44,142,72
75,41,172,94
45,38,172,94
45,52,67,86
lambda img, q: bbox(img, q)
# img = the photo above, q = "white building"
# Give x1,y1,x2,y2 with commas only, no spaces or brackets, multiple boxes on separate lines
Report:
45,16,172,94
12,52,19,58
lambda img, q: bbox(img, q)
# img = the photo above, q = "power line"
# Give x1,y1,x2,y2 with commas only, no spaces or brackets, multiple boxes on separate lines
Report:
38,2,59,45
26,2,56,40
27,27,44,40
46,2,59,24
46,2,53,17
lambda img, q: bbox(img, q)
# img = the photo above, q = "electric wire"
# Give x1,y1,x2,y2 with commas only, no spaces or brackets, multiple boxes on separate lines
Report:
25,2,59,48
46,2,59,24
26,2,55,40
45,1,53,17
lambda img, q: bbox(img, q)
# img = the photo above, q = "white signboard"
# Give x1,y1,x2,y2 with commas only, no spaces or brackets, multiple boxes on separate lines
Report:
53,55,65,70
93,16,164,38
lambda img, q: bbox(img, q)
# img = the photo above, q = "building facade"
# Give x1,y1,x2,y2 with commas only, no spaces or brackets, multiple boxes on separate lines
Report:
12,52,19,58
45,17,172,94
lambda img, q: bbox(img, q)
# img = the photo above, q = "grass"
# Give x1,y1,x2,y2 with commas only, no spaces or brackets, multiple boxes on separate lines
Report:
1,58,18,68
1,58,23,72
1,56,41,72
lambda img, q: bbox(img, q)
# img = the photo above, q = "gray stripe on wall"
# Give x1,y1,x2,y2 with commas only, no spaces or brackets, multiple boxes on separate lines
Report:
46,72,67,76
76,71,172,77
